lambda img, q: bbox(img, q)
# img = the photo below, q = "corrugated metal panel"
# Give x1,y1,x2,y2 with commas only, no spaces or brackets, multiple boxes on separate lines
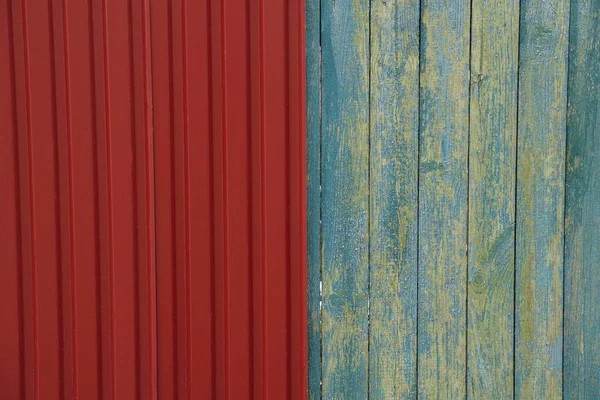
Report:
1,0,156,398
0,0,307,398
150,0,307,398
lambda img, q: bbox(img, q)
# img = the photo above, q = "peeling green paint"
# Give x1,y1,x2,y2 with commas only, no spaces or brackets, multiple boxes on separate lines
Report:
308,0,599,398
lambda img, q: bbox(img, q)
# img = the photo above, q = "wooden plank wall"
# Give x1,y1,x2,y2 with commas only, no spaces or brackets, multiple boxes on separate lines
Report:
306,0,600,398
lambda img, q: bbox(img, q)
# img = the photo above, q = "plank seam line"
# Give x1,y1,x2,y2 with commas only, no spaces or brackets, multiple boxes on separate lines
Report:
318,0,324,398
465,0,474,396
561,1,573,396
512,2,523,397
415,0,422,396
366,0,372,397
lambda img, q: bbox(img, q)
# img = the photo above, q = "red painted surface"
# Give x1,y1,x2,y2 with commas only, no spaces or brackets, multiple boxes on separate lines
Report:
0,0,307,398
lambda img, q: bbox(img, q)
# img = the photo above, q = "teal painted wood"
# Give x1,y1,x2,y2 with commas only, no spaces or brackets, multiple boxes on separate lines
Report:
515,0,569,397
417,0,470,398
564,0,600,397
466,0,519,397
320,0,370,398
369,0,419,398
306,0,321,398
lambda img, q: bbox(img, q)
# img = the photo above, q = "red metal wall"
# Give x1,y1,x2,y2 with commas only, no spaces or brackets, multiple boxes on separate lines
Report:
0,0,307,398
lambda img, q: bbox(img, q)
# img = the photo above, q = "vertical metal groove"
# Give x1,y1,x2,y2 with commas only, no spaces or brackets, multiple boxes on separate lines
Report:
245,1,255,397
87,0,105,394
127,0,142,396
47,0,66,396
284,0,293,399
140,0,157,397
99,0,117,395
206,0,218,396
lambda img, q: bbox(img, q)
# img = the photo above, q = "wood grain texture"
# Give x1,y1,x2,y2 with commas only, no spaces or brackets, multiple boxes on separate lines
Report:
321,0,370,397
306,0,321,398
369,0,419,398
564,0,600,398
417,0,470,398
466,0,519,397
515,0,569,397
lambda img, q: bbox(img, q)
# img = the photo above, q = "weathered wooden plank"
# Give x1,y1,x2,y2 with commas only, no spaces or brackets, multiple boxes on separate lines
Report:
417,0,470,398
369,0,419,398
321,0,370,398
515,0,569,397
306,0,321,398
564,0,600,398
466,0,519,397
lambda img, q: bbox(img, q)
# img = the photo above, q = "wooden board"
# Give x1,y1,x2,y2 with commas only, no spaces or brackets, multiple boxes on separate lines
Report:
369,0,419,398
515,0,569,397
320,0,370,398
564,0,600,397
467,0,519,397
417,0,470,397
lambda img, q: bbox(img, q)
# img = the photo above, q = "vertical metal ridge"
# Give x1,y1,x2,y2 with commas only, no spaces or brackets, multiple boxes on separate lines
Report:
87,0,105,394
292,0,308,397
169,0,189,396
45,0,68,395
47,0,66,396
210,0,230,397
245,2,255,398
15,0,40,397
99,0,117,395
285,0,293,397
140,0,157,398
249,0,267,396
180,0,192,397
53,0,80,396
220,0,231,393
165,1,179,396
